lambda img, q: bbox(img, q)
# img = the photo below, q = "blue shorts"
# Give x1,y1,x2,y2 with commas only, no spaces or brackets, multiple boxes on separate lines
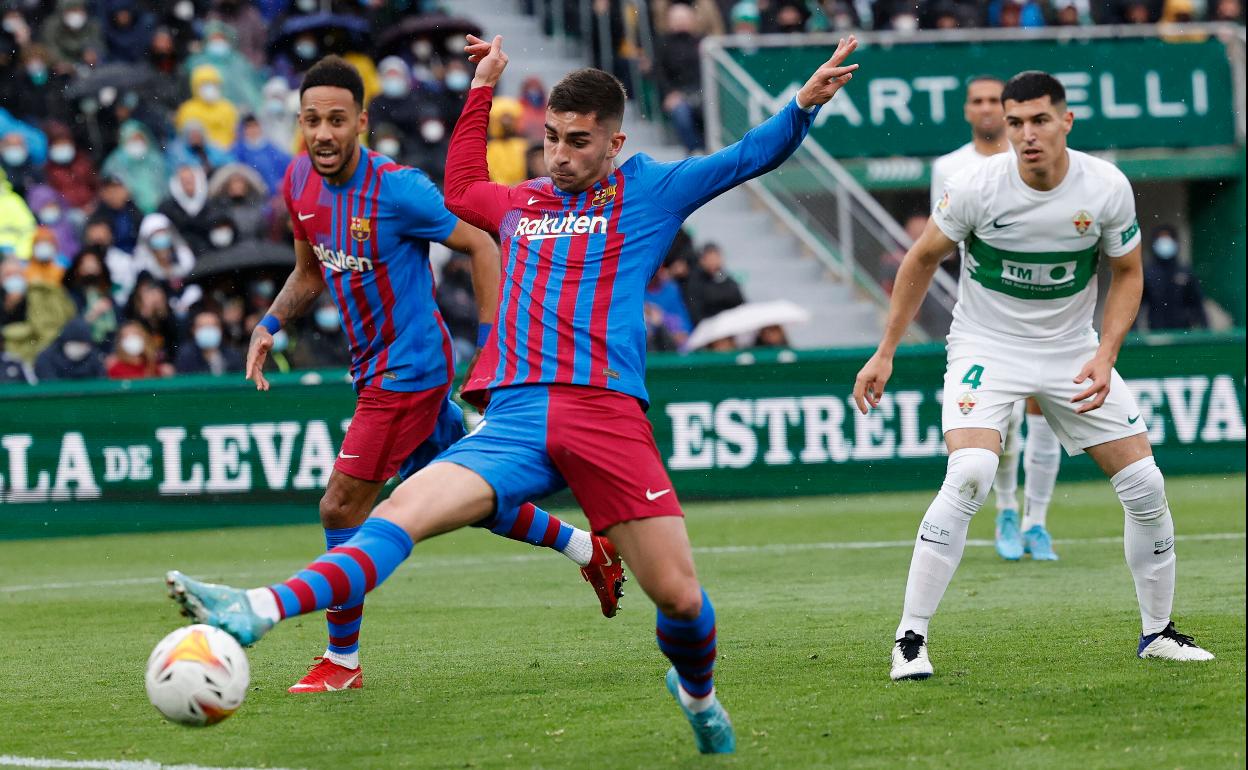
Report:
395,396,468,481
432,384,683,533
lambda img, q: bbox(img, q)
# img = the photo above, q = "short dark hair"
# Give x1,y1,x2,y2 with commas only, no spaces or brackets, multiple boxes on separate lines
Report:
1002,70,1066,106
548,68,626,125
300,55,365,108
966,74,1004,89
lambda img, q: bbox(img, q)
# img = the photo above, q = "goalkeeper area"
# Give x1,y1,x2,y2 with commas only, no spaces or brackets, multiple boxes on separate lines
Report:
0,475,1243,770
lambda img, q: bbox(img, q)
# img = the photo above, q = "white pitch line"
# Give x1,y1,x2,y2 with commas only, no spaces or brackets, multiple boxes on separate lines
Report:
0,756,301,770
1,533,1242,595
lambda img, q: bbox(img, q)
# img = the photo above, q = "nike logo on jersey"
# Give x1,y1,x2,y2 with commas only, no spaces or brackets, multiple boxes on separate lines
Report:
338,451,360,459
1128,414,1141,424
299,212,316,221
991,217,1015,228
527,196,540,205
645,488,671,501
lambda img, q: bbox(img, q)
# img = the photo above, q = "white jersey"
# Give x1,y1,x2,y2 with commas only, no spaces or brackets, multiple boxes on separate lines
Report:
929,142,1000,211
931,149,1141,344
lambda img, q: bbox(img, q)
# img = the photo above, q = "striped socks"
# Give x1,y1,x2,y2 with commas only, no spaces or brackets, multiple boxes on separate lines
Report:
656,589,718,709
266,518,413,620
323,526,363,669
477,502,593,566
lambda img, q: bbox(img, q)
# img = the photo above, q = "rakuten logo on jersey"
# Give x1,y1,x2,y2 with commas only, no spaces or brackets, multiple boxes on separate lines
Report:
513,213,609,241
313,243,375,273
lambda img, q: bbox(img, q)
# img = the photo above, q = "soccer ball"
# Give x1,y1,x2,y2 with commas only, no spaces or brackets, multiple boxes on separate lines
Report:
145,624,249,726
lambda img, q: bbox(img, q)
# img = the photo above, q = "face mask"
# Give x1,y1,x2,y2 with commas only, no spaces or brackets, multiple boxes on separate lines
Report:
2,16,22,33
33,242,57,262
125,139,146,159
243,133,265,150
265,97,287,114
206,38,230,57
64,11,87,30
445,70,470,92
149,232,173,250
1153,237,1178,260
892,14,919,32
39,206,63,225
198,83,221,102
120,334,146,357
3,275,27,296
2,146,28,166
195,325,223,350
174,0,194,20
270,329,288,352
295,41,318,60
27,62,48,84
314,306,339,332
376,138,400,157
49,143,76,164
209,228,234,248
254,280,275,298
420,120,445,144
64,341,92,361
524,88,544,107
297,0,317,11
411,39,433,60
381,76,408,99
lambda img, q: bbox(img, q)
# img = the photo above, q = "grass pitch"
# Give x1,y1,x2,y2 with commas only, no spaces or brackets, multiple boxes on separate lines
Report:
1,475,1243,769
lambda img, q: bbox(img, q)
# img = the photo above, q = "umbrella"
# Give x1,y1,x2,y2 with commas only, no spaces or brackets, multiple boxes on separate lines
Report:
64,64,155,101
188,239,296,280
372,14,483,61
268,12,372,56
685,300,812,351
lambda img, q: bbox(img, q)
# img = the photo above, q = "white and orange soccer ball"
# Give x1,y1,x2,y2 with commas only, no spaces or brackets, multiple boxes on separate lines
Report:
145,624,249,726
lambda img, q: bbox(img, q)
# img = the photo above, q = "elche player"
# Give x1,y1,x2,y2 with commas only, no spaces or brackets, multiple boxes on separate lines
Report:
166,34,862,754
930,75,1064,563
855,71,1214,682
234,56,625,694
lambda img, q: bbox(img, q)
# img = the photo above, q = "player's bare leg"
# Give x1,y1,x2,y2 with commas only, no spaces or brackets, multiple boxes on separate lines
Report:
892,428,1000,680
1021,398,1061,560
1084,434,1212,661
607,516,735,754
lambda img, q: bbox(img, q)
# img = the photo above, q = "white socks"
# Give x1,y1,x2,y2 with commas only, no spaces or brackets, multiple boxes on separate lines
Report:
247,587,281,623
323,649,360,669
1022,413,1062,531
562,528,593,566
678,684,717,713
897,447,999,639
993,404,1023,512
1113,456,1175,635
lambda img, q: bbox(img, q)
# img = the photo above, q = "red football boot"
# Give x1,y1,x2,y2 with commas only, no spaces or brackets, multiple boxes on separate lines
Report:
580,535,627,618
288,657,363,693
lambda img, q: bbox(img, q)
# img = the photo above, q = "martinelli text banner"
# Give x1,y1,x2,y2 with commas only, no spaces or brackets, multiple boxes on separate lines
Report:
710,30,1240,158
0,334,1242,538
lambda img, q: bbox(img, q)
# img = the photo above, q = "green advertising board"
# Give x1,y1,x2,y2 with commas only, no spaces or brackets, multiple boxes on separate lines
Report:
0,334,1243,539
715,32,1239,158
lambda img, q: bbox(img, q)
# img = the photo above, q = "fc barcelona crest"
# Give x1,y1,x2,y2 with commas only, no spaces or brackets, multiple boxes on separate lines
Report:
350,216,372,242
1072,210,1093,235
591,184,617,207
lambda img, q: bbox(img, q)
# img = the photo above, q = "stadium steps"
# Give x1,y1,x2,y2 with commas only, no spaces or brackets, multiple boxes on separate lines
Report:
456,0,882,349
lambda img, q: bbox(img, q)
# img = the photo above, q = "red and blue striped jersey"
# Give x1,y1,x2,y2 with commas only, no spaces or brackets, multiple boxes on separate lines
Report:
283,150,459,392
445,86,818,407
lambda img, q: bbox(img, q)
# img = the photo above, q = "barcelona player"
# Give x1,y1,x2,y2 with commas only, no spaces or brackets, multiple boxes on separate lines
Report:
167,36,860,752
245,57,624,694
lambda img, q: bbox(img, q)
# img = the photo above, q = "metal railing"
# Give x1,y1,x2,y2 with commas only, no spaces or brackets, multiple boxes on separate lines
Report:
701,40,959,339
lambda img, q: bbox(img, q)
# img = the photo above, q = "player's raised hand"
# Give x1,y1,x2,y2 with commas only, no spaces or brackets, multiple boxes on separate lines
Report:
853,351,893,415
1071,355,1112,414
245,326,273,392
465,34,508,88
797,36,860,107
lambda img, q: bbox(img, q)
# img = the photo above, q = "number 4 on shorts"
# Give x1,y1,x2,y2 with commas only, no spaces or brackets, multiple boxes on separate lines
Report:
961,364,985,390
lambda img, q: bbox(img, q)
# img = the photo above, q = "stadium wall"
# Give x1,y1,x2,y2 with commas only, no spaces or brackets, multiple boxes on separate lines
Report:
0,333,1242,539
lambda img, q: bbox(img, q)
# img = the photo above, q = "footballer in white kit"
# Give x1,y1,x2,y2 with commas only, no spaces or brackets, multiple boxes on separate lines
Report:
928,76,1064,563
855,71,1214,681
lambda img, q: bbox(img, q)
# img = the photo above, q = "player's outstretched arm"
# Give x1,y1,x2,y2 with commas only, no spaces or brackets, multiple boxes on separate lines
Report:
853,219,956,414
1072,243,1143,413
443,34,514,233
246,240,325,391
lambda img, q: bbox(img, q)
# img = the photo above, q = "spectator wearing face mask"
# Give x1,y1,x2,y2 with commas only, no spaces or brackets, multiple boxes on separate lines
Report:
82,216,136,302
131,214,195,294
516,76,548,144
1,131,42,197
0,106,46,166
63,247,120,346
370,57,424,144
288,297,351,370
34,316,104,380
204,215,238,253
38,0,102,73
167,120,234,177
26,227,67,284
2,43,72,126
101,121,168,214
1,254,76,363
208,163,269,242
0,334,36,383
654,4,707,154
176,64,240,151
402,107,450,185
233,114,291,196
102,0,156,64
106,319,166,379
124,272,178,362
1141,225,1209,332
0,168,36,261
182,21,264,113
41,122,97,211
439,59,473,126
26,185,79,258
158,163,218,254
207,0,268,69
259,76,298,153
175,308,242,375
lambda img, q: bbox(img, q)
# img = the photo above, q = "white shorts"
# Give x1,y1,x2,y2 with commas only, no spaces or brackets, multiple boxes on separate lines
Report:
941,334,1147,456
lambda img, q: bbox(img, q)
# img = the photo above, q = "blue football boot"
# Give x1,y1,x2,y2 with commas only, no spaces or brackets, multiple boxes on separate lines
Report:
994,508,1024,561
665,667,736,754
1023,524,1059,561
166,570,274,646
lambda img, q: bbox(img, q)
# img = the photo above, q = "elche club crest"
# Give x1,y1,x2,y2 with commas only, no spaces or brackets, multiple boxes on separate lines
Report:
957,392,977,415
1072,210,1093,235
591,184,617,207
350,216,371,242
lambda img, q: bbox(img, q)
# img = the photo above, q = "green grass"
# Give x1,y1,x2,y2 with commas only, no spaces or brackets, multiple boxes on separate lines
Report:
1,475,1244,769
